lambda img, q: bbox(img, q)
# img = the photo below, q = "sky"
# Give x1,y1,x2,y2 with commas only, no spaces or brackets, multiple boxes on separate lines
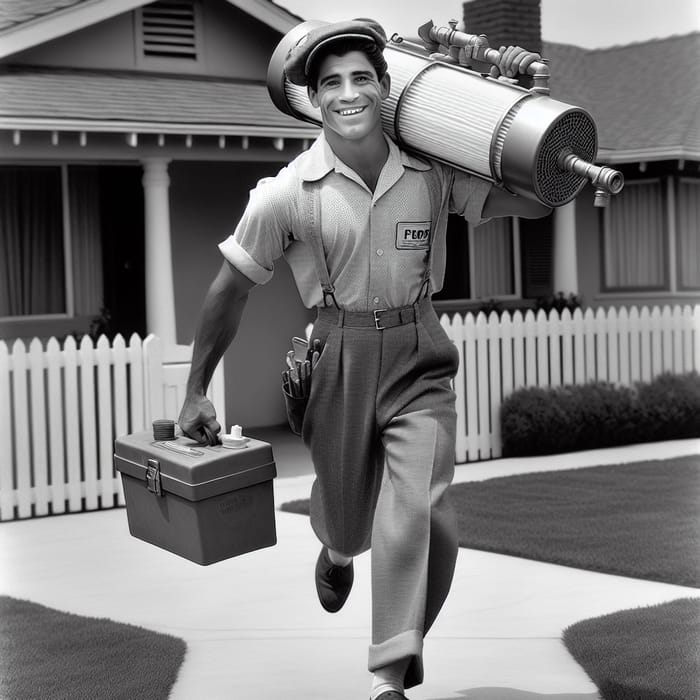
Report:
275,0,700,49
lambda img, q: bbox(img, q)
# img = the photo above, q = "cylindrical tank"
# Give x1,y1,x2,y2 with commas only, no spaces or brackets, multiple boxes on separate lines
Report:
267,21,622,207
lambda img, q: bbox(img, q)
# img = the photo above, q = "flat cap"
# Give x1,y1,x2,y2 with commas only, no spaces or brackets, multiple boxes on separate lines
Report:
284,18,387,86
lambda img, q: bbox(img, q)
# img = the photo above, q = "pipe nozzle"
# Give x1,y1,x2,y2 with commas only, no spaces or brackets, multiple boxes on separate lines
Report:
558,152,624,207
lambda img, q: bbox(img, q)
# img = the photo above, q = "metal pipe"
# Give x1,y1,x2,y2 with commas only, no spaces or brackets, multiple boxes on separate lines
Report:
418,20,551,94
558,152,625,207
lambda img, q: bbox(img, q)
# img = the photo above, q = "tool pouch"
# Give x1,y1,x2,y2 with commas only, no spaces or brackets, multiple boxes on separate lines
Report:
282,377,309,437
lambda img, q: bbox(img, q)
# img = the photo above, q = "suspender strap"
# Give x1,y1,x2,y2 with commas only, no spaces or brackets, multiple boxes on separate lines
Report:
417,165,453,301
302,182,339,309
301,162,451,309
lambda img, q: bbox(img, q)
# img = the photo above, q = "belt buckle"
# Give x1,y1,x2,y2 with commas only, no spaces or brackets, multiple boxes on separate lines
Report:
373,308,388,330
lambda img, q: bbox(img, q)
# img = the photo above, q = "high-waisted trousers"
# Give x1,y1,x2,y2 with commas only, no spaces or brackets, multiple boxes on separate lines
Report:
301,297,460,689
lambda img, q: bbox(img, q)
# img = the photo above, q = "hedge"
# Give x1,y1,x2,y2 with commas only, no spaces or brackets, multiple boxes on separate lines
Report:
499,371,700,457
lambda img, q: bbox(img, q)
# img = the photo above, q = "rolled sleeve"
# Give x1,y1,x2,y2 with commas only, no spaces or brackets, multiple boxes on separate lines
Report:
218,236,273,285
450,171,493,226
218,172,295,285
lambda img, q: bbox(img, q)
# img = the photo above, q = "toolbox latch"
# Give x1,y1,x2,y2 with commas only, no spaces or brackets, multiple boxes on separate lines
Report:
146,459,163,496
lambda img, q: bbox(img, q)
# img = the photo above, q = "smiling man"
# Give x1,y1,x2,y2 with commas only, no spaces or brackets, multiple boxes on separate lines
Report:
179,18,550,700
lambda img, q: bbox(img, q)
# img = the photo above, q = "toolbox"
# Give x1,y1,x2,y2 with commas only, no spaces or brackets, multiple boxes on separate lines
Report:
114,429,277,565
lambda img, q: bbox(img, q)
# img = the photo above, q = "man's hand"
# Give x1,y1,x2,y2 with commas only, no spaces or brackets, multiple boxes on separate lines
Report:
489,45,541,80
179,394,221,445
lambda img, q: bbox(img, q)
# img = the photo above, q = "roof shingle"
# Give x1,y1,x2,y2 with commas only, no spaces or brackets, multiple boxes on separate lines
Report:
544,33,700,157
0,0,88,31
0,66,315,133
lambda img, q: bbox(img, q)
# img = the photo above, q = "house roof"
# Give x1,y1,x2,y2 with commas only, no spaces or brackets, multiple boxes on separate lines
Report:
0,0,300,57
0,0,697,161
544,32,700,162
0,65,315,137
0,0,88,31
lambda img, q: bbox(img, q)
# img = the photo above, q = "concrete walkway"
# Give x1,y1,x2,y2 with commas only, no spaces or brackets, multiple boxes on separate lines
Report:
1,436,698,700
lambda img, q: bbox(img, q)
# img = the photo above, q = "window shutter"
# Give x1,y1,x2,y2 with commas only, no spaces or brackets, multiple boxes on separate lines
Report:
141,1,197,60
520,215,553,298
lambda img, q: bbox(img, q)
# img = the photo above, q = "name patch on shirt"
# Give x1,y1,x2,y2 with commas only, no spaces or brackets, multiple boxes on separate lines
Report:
396,221,431,250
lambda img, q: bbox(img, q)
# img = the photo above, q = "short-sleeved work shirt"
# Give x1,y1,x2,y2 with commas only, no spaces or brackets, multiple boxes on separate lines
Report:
218,133,491,312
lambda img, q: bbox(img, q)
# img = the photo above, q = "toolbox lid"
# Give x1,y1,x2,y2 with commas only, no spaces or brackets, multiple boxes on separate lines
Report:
114,431,276,502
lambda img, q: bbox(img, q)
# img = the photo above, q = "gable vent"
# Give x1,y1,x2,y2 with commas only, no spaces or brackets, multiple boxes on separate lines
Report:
141,1,197,60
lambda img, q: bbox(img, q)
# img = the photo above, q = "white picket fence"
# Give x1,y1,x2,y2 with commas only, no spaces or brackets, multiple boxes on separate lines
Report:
0,333,224,521
2,304,698,520
445,304,700,463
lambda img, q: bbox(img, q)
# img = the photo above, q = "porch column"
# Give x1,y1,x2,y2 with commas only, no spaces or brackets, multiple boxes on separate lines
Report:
552,200,579,295
141,158,176,345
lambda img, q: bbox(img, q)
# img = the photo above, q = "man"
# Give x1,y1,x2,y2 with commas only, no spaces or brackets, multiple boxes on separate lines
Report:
179,19,550,700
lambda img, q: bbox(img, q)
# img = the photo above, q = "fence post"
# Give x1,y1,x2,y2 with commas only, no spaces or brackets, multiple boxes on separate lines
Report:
595,307,608,382
96,335,114,509
0,341,13,521
29,338,49,517
79,335,99,511
488,311,502,458
63,336,82,513
445,313,467,464
463,312,479,462
128,333,145,433
46,337,66,515
607,307,619,384
11,340,32,519
143,334,164,424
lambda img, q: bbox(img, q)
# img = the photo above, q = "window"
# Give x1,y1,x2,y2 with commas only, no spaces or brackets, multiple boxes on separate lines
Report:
603,176,700,293
470,217,518,298
0,166,103,319
435,214,521,301
676,178,700,290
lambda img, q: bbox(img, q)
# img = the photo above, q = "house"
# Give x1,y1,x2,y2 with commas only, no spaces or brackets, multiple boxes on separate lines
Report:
0,0,319,428
435,0,700,316
1,0,698,430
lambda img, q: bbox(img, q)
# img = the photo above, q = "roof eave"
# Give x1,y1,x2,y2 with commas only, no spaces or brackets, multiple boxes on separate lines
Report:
225,0,301,33
0,0,301,60
0,116,319,139
598,146,700,164
0,0,146,60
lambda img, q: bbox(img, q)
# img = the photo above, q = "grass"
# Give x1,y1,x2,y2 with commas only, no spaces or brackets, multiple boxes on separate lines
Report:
281,455,700,587
0,596,186,700
563,597,700,700
450,456,700,587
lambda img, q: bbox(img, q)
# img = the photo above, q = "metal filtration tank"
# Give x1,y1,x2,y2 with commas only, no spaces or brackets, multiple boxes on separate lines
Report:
267,20,623,207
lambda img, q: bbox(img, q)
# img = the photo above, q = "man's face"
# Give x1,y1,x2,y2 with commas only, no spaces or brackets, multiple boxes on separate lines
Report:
307,49,390,143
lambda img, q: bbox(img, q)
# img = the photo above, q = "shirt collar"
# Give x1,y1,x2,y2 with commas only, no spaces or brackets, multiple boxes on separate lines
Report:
297,132,432,183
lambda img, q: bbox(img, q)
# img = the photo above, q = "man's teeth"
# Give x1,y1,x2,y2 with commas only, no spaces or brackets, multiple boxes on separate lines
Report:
338,107,365,115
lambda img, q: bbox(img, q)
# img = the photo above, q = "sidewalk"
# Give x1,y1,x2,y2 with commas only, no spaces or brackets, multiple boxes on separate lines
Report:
1,436,698,700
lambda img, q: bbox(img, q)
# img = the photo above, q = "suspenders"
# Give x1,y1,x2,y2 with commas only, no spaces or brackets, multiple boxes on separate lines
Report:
301,162,452,309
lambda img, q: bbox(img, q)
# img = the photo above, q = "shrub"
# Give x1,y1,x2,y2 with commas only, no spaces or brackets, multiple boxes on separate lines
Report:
500,372,700,457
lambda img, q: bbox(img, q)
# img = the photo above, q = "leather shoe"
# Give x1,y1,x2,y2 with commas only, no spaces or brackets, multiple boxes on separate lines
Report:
373,692,409,700
315,546,353,612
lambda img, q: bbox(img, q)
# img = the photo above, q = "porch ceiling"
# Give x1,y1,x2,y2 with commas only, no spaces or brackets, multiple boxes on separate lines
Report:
0,66,318,138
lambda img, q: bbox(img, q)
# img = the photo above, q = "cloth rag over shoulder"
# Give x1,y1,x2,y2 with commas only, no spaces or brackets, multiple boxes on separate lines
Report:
218,134,491,312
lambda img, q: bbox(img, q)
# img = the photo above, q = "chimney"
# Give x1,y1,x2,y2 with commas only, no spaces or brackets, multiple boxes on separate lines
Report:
462,0,542,55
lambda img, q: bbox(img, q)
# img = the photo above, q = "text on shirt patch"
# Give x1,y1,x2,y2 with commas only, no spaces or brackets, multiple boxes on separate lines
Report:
395,221,431,250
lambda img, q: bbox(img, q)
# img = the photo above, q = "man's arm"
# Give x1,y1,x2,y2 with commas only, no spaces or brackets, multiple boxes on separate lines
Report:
179,261,256,443
482,186,553,220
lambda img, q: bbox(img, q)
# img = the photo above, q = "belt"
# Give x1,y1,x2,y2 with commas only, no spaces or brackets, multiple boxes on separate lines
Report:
318,298,431,330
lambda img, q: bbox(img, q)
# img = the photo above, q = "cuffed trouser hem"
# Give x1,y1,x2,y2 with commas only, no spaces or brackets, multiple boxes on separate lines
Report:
368,629,424,689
